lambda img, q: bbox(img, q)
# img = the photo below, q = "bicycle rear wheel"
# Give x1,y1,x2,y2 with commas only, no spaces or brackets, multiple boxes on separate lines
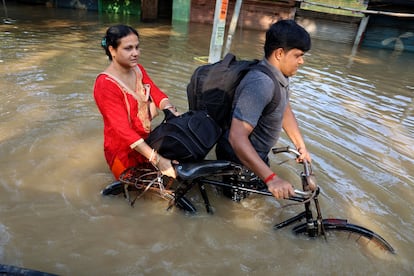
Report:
292,218,395,254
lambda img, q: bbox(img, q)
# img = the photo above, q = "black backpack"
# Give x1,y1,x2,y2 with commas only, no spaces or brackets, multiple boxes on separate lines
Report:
186,53,281,131
146,109,222,162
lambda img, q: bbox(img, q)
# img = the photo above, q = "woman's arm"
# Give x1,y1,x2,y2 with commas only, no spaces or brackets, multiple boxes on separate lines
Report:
138,64,179,115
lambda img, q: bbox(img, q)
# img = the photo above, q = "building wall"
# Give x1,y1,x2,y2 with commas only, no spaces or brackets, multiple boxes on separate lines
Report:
34,0,414,52
295,9,361,44
189,0,296,31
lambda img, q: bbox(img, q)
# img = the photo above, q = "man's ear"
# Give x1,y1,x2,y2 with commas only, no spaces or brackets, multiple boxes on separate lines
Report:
274,48,284,60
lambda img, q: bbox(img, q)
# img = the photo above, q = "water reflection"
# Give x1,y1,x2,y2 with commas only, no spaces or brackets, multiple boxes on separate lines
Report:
0,3,413,275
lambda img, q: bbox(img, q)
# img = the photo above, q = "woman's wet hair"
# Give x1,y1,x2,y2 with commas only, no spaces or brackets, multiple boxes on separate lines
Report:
101,25,140,60
264,20,311,58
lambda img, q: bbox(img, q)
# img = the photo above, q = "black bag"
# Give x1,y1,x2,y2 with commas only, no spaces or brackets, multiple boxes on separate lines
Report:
186,53,280,130
146,109,222,161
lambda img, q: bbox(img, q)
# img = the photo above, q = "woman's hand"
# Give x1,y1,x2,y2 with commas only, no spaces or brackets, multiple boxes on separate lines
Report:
162,102,181,116
156,155,176,178
142,145,177,178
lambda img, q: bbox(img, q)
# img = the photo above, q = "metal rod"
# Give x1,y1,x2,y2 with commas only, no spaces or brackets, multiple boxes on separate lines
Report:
208,0,229,64
223,0,243,56
2,0,8,19
353,15,370,47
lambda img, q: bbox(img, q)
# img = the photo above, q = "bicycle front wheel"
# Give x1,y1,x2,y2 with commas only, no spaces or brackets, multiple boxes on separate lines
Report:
292,218,395,254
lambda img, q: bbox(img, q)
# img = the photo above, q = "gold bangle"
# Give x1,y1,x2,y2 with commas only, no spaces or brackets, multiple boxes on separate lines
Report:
149,149,160,167
149,149,156,163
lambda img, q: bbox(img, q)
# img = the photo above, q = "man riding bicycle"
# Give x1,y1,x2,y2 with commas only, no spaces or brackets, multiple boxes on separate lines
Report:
216,20,312,200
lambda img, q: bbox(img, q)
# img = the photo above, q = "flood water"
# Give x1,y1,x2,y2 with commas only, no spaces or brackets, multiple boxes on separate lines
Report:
1,3,413,275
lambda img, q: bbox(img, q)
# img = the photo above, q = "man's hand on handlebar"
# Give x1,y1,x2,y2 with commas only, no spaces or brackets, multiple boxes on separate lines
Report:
297,147,311,163
266,176,296,199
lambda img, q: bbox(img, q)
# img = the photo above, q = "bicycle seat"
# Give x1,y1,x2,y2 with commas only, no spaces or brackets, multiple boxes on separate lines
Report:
175,160,233,180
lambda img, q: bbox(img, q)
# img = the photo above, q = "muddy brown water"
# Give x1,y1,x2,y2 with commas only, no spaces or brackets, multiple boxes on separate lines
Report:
0,3,413,275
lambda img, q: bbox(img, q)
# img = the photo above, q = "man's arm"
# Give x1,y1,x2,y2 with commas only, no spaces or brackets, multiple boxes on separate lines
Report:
228,118,295,199
282,102,311,163
228,118,272,180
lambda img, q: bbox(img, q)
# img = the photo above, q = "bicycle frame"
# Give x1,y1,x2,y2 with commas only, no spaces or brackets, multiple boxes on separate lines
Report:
112,146,395,253
173,147,395,252
271,147,325,238
174,146,322,236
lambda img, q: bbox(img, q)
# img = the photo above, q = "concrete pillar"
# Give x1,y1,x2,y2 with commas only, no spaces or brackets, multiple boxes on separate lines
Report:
354,15,370,47
172,0,191,22
209,0,229,63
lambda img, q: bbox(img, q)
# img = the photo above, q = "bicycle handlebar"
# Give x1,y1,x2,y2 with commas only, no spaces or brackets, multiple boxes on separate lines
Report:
271,146,297,155
271,146,312,176
271,146,317,191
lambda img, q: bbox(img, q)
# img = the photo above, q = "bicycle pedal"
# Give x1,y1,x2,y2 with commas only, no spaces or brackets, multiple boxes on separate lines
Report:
101,181,123,196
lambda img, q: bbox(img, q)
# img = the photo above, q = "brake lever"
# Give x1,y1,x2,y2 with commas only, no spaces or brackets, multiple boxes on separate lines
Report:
285,189,312,202
294,189,312,197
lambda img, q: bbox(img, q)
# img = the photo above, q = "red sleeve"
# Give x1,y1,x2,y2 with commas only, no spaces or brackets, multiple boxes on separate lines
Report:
93,75,142,146
138,64,168,107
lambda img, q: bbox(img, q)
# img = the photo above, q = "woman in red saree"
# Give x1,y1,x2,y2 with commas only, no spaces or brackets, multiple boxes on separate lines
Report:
94,25,178,180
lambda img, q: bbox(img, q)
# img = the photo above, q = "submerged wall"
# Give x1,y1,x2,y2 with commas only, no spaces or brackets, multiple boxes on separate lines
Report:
190,0,296,31
362,15,414,52
15,0,414,52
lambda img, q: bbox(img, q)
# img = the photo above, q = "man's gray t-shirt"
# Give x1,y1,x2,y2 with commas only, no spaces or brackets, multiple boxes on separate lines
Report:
231,58,290,160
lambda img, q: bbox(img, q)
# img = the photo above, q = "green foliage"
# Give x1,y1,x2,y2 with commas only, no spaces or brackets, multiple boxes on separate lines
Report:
102,0,141,15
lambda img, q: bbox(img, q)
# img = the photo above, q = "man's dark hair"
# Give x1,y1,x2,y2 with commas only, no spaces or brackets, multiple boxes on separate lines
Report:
264,20,311,58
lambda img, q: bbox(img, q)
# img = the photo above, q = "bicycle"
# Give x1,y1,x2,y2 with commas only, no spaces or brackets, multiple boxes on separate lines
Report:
101,146,395,254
